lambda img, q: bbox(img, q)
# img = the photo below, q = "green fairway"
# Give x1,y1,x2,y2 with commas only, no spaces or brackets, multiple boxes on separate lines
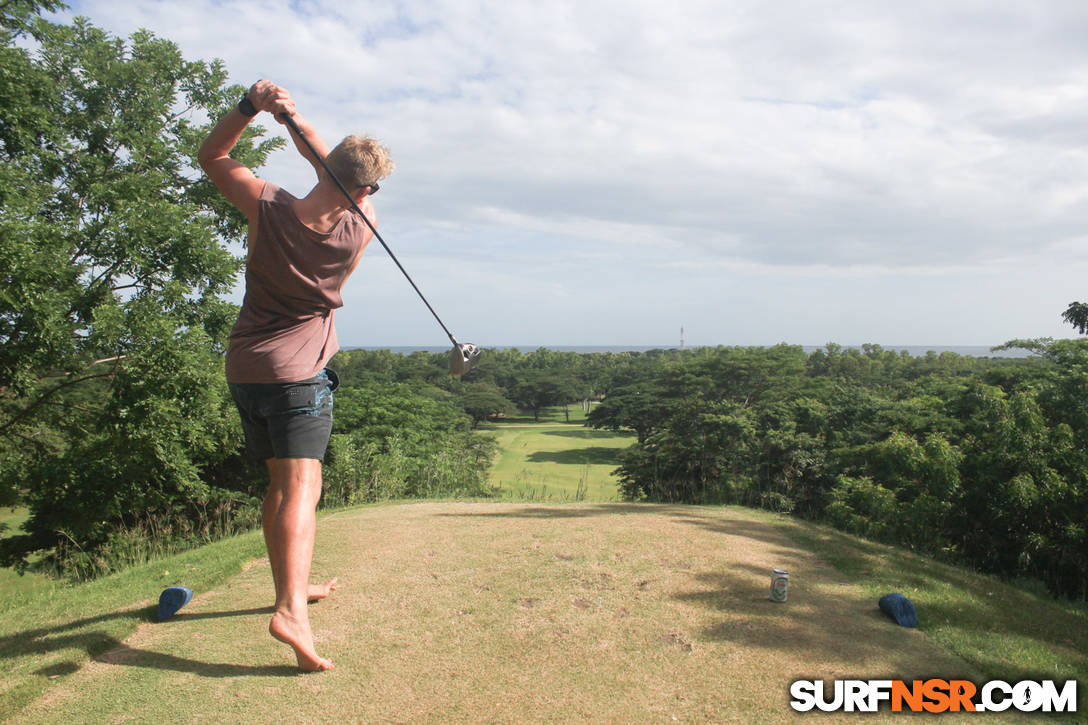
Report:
482,414,633,501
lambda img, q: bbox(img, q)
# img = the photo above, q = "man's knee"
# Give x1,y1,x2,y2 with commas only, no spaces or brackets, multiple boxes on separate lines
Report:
267,457,323,494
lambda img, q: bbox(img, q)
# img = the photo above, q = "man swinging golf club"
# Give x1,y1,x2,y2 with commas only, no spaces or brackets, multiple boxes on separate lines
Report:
199,80,393,671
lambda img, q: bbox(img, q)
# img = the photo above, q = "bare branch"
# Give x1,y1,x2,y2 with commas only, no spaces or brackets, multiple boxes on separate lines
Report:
39,354,125,378
0,356,123,435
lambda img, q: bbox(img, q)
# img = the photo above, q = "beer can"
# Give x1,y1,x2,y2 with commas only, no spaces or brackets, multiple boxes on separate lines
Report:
770,568,789,602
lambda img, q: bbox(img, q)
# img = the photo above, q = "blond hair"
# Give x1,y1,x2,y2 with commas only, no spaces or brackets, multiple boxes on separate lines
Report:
324,135,394,191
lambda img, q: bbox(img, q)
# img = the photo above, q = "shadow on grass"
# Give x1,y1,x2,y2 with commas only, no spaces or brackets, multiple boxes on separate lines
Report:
170,606,273,621
93,642,298,678
674,567,978,680
794,525,1088,628
485,412,583,425
440,505,809,559
540,429,629,439
773,522,1088,704
526,447,624,465
4,605,297,679
438,503,659,519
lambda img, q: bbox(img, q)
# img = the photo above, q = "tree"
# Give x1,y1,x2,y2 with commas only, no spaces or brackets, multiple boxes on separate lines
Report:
616,400,756,504
511,369,579,422
454,382,518,428
1062,302,1088,335
587,379,678,443
594,340,1088,598
0,14,279,405
332,382,471,443
0,0,64,34
0,8,282,572
324,382,492,503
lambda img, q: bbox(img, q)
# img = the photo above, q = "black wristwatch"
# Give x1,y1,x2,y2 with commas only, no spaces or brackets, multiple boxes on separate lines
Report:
237,94,258,117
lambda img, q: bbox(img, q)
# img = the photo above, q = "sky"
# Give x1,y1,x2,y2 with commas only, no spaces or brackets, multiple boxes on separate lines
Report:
57,1,1088,349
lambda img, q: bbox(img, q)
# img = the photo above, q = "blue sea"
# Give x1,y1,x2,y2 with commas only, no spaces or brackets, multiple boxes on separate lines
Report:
345,344,1034,359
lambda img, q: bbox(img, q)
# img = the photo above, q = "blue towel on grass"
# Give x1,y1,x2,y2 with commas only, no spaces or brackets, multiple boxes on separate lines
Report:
879,592,917,628
158,586,193,620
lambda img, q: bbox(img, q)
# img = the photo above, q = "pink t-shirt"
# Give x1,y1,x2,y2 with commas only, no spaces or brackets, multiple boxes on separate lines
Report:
225,182,370,383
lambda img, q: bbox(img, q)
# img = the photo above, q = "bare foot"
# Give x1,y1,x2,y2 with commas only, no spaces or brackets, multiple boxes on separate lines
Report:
307,577,338,603
269,610,334,672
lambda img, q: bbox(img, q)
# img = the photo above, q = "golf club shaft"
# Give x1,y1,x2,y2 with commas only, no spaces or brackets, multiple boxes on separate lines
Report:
279,113,460,347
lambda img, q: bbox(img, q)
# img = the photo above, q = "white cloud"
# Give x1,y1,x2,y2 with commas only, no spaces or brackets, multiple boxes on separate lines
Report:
58,0,1088,345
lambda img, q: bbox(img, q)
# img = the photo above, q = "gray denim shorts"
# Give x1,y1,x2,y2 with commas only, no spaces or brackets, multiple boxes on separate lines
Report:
228,368,339,462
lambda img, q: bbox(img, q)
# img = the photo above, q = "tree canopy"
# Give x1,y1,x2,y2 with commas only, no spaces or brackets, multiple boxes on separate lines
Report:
0,7,281,571
588,342,1088,600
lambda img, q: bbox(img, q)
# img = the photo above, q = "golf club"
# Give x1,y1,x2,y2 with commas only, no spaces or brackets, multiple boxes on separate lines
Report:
279,112,481,377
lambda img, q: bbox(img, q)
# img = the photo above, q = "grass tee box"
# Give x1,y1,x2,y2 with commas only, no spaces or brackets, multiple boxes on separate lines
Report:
12,503,1087,723
4,503,1088,722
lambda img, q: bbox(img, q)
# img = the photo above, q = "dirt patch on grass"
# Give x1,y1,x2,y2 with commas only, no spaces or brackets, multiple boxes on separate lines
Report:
17,503,993,723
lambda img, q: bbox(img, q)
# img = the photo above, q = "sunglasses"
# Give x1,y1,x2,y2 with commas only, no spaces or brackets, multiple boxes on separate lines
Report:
367,182,379,195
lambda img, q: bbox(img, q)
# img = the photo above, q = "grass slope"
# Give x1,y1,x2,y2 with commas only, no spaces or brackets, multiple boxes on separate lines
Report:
0,526,267,716
779,513,1088,691
10,502,1085,723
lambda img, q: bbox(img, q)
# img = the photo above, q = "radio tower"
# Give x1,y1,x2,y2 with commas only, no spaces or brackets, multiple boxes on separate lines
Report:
680,325,685,350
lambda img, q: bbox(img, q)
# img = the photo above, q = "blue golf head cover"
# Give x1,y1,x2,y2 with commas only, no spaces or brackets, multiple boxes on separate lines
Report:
158,586,193,620
878,592,918,628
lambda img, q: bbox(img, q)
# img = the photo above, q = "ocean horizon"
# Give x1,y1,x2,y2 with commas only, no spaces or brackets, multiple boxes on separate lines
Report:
343,344,1035,358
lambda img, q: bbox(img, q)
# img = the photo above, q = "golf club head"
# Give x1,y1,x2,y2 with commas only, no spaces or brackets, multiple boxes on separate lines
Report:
449,342,481,378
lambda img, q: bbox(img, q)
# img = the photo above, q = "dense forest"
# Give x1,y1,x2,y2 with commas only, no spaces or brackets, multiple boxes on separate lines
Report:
299,340,1088,602
586,341,1088,600
328,341,1088,602
1,6,1085,602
